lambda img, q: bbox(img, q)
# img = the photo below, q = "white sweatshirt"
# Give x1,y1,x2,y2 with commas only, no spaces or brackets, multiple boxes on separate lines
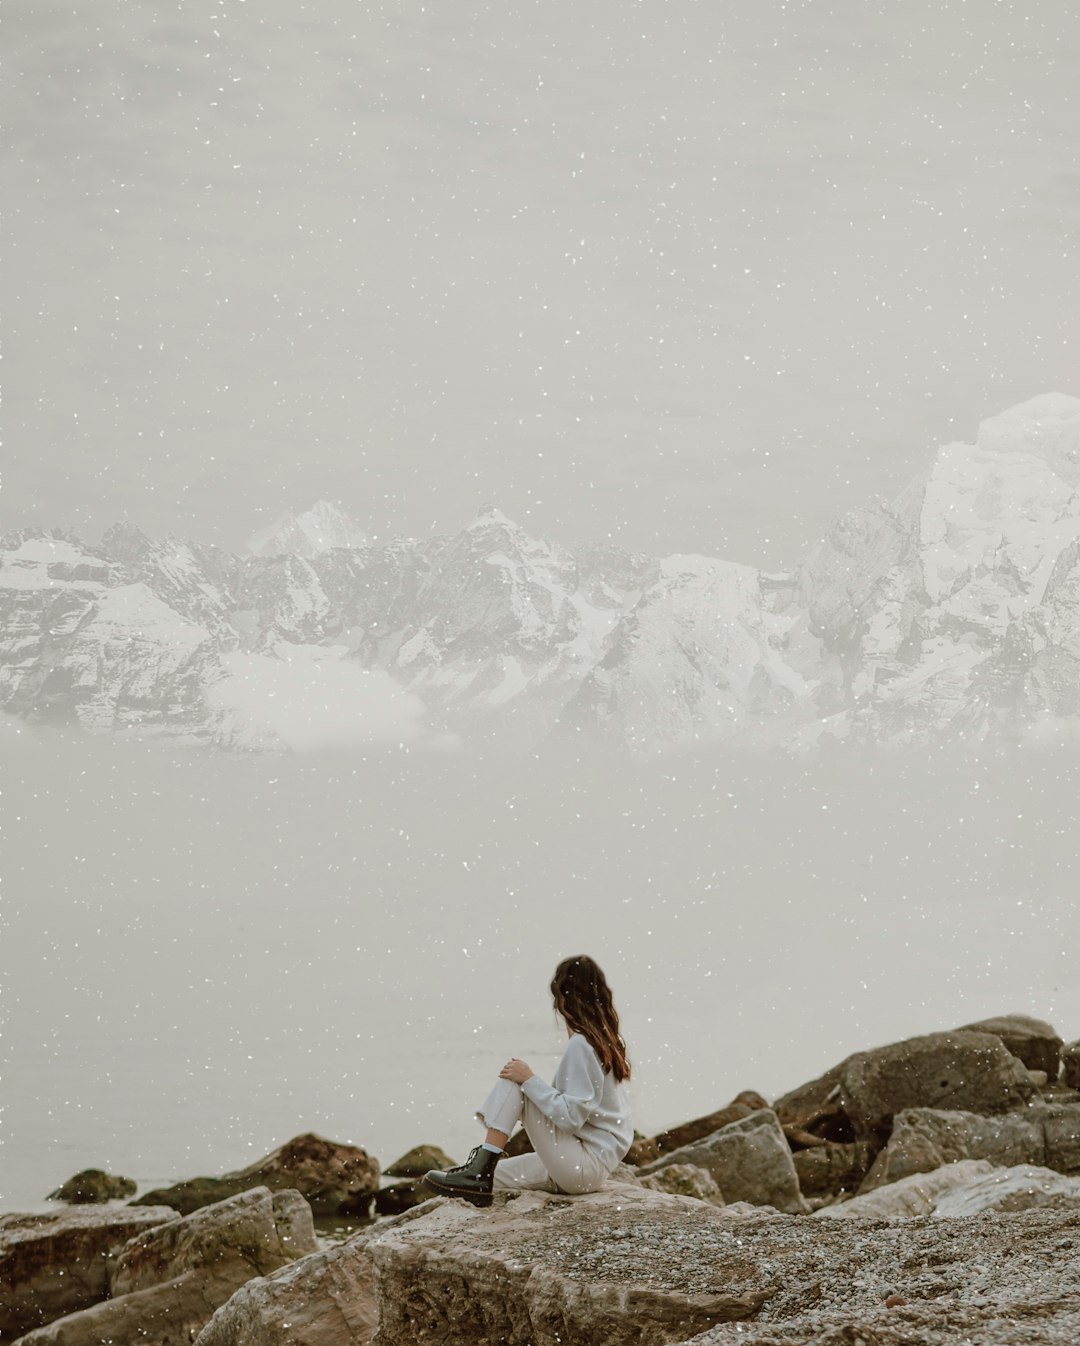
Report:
520,1032,633,1169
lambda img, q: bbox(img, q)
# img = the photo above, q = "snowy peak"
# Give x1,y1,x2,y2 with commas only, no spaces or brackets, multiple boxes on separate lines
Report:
466,502,521,531
0,528,122,587
920,394,1080,611
246,500,370,558
973,392,1080,480
792,390,1080,750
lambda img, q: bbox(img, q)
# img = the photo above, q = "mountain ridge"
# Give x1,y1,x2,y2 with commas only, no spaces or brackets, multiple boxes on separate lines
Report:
4,392,1079,756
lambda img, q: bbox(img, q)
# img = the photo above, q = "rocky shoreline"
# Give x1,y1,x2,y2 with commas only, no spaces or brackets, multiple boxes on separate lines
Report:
3,1013,1079,1344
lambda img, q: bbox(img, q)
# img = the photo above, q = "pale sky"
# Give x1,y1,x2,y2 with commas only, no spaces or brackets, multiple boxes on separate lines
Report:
6,0,1079,569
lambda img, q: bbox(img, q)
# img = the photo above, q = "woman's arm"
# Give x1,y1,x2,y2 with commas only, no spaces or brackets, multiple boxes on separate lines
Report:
519,1036,605,1133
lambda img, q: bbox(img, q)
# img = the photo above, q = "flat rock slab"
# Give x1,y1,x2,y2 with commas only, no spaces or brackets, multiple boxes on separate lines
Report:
190,1184,1080,1346
674,1202,1080,1346
0,1204,176,1336
369,1185,778,1346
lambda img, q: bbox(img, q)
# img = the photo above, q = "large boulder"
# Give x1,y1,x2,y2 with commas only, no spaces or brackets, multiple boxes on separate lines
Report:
839,1031,1035,1142
859,1104,1080,1192
15,1187,317,1346
818,1158,1080,1221
772,1061,854,1143
955,1014,1063,1078
818,1158,1000,1219
373,1181,433,1217
0,1204,174,1337
636,1109,808,1214
371,1187,775,1346
134,1132,380,1217
791,1141,876,1199
199,1188,774,1346
195,1200,440,1346
201,1187,1080,1346
773,1030,1041,1152
635,1092,770,1165
109,1187,317,1295
46,1169,137,1204
932,1163,1080,1217
383,1145,456,1178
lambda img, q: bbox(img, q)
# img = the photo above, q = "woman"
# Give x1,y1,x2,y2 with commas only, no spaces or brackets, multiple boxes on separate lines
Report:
423,955,633,1206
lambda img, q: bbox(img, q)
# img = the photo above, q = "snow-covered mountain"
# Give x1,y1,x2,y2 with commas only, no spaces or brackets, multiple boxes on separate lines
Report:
0,530,257,747
246,500,370,558
795,391,1080,748
4,394,1080,756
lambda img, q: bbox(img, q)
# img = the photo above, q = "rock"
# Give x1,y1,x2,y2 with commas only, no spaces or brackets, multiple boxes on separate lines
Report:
134,1132,380,1217
1063,1039,1080,1091
373,1181,432,1217
638,1164,725,1206
648,1092,769,1156
383,1144,456,1178
15,1187,316,1346
46,1169,137,1204
818,1158,1080,1221
371,1186,776,1345
955,1013,1063,1078
504,1127,536,1157
202,1187,1080,1346
791,1141,876,1198
636,1109,808,1214
931,1163,1080,1218
774,1030,1042,1152
624,1135,661,1165
216,1134,380,1217
772,1061,854,1143
194,1201,439,1346
674,1201,1080,1344
131,1176,249,1216
0,1205,175,1337
1041,1082,1080,1106
627,1093,779,1166
859,1104,1080,1192
839,1031,1035,1142
818,1158,1004,1219
109,1187,317,1295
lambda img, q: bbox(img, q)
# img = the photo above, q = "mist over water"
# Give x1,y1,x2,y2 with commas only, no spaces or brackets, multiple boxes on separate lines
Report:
4,718,1077,1212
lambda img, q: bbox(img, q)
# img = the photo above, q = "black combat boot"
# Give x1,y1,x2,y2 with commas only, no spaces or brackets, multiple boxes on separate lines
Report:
422,1145,504,1206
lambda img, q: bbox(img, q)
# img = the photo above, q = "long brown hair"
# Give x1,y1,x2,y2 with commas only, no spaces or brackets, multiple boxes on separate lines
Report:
550,955,631,1083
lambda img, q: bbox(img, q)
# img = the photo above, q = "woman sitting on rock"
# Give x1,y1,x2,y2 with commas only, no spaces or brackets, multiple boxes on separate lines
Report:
423,954,633,1205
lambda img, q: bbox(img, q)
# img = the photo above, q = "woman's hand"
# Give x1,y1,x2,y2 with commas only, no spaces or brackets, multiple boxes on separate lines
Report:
499,1058,535,1084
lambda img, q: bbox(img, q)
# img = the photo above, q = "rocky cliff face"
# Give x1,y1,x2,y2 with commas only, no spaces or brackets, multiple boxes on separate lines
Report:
4,393,1080,756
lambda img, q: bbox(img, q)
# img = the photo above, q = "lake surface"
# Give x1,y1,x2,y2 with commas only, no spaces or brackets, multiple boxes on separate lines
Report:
4,721,1078,1212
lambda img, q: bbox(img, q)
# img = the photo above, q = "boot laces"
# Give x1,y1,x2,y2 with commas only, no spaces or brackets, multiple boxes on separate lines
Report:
446,1145,483,1175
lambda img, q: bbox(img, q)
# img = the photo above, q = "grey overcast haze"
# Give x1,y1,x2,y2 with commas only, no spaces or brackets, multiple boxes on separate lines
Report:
5,0,1080,1221
6,0,1080,566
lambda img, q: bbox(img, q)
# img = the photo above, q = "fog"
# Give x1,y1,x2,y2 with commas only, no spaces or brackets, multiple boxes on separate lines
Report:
4,718,1077,1210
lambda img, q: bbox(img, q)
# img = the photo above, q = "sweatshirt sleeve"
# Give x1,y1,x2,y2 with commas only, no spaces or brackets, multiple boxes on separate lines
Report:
520,1035,605,1133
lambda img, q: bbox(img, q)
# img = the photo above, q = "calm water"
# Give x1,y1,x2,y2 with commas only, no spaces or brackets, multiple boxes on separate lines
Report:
4,721,1078,1212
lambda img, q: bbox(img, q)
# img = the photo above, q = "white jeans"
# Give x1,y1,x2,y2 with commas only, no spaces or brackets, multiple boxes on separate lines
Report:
476,1077,612,1195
